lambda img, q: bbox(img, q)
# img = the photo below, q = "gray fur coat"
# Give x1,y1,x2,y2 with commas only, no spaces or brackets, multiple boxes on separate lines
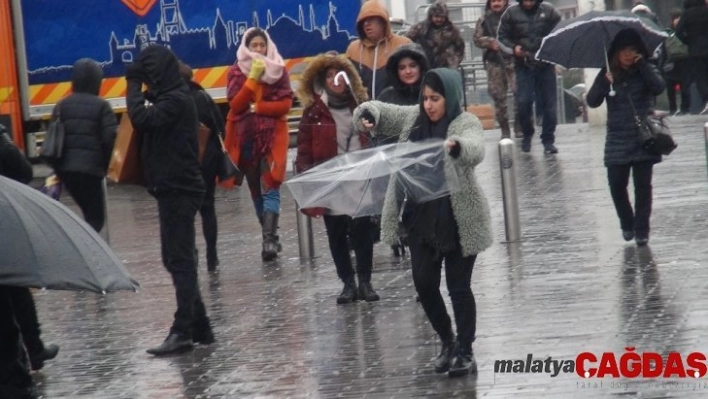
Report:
353,101,493,256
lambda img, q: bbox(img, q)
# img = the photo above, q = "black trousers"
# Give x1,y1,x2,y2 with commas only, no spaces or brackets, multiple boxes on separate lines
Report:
409,241,477,353
59,172,105,232
4,287,43,355
607,161,654,236
323,215,374,282
0,287,33,397
155,192,208,338
199,169,218,259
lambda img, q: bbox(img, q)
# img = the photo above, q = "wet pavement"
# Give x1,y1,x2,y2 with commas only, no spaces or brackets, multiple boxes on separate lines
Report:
28,115,708,398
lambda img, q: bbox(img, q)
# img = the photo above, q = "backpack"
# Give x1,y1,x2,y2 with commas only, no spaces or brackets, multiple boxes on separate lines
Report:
665,33,689,61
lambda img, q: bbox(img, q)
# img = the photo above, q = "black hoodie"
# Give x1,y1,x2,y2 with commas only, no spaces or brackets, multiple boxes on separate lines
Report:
378,43,430,106
126,45,205,195
52,58,117,176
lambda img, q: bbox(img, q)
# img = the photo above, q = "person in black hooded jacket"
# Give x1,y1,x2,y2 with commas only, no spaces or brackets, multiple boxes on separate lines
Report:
125,44,214,356
378,43,430,108
51,58,117,232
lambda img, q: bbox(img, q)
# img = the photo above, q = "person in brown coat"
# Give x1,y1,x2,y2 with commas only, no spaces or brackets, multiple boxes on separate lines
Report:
294,53,381,304
346,0,411,100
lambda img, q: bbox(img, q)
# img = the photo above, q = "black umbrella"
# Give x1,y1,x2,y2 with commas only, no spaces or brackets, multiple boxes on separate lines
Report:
535,10,667,69
0,175,139,293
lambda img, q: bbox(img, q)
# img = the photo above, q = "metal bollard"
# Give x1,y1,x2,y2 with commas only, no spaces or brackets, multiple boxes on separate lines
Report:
295,205,315,259
705,123,708,179
499,139,521,242
99,178,110,244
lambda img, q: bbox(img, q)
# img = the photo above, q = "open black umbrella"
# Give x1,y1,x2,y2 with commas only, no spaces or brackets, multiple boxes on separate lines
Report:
0,175,139,293
535,10,667,69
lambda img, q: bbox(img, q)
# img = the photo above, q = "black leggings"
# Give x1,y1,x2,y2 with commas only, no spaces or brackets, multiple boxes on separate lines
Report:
607,161,653,235
59,172,105,232
409,241,477,352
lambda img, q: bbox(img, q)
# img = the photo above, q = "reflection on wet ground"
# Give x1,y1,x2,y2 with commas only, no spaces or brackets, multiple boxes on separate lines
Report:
30,116,708,398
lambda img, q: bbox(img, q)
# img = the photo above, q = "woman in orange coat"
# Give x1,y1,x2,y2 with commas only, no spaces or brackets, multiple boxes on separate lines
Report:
224,28,293,261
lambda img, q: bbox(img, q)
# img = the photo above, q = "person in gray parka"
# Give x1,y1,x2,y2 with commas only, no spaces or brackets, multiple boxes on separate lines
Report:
586,29,665,246
354,68,493,378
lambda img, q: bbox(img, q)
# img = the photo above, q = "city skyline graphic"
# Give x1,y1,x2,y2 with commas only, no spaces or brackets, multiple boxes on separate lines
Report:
23,0,358,84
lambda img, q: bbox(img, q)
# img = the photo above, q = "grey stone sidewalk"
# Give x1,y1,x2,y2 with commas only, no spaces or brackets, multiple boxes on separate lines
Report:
28,115,708,398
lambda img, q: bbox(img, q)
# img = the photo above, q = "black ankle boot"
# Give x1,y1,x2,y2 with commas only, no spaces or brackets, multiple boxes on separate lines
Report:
337,277,358,304
434,339,458,373
29,344,59,371
449,349,478,377
206,248,219,271
357,273,380,302
146,333,193,356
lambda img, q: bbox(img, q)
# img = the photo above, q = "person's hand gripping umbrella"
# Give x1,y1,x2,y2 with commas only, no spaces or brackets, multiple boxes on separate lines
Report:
604,45,616,97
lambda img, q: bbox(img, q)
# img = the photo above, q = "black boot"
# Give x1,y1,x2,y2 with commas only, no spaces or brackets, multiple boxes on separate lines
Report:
337,276,358,304
206,247,219,272
357,272,380,302
261,212,279,261
500,120,511,139
191,318,215,345
146,333,193,356
434,338,458,373
449,348,478,377
29,343,59,371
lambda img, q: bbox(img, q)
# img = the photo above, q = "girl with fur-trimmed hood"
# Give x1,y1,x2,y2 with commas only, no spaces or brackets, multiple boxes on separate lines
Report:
354,69,493,377
406,1,465,69
294,53,381,305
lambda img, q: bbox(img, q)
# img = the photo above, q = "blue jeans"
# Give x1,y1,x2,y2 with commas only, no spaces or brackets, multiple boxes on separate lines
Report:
516,63,557,144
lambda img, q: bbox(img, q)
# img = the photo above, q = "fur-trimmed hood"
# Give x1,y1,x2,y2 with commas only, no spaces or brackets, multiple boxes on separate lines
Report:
296,53,368,108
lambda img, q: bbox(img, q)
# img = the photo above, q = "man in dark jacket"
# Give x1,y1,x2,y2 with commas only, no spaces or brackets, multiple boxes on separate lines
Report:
52,58,117,232
498,0,561,154
125,45,214,356
675,0,708,114
406,1,466,69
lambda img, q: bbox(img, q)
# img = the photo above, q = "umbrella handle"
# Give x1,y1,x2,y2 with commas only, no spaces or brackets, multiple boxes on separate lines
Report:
603,44,616,97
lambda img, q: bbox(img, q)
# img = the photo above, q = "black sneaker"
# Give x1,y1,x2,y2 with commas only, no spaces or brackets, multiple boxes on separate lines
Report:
622,230,635,241
146,333,193,356
434,340,458,373
521,137,531,153
29,344,59,371
449,351,478,377
543,143,558,154
635,235,649,246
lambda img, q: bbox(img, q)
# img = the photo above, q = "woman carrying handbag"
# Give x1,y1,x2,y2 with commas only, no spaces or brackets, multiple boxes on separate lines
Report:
586,29,666,246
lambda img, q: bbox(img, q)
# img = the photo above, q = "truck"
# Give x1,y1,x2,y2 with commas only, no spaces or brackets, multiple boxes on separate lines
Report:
0,0,359,154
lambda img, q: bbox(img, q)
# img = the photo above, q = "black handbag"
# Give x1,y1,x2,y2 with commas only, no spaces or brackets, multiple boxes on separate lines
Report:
627,95,677,156
41,105,65,163
216,133,241,182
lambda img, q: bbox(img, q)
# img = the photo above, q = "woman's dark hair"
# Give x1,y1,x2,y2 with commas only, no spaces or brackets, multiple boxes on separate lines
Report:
245,28,268,48
422,71,445,99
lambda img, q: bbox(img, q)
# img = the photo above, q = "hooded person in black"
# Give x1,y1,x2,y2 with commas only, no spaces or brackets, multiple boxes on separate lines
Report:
51,58,117,232
378,43,430,107
125,45,214,356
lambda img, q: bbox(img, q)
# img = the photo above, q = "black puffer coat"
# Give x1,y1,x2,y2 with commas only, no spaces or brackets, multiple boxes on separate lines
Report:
378,43,430,106
52,58,117,176
126,45,205,195
586,59,665,166
497,0,561,64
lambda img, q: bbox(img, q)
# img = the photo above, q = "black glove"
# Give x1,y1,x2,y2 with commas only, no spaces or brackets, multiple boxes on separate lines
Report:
448,140,461,158
125,63,144,82
361,109,375,125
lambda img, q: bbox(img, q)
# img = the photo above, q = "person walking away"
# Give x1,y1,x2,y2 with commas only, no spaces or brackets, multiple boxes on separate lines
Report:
498,0,561,153
661,9,691,116
406,1,466,69
354,68,494,377
675,0,708,114
50,58,117,232
179,62,224,271
126,45,214,355
346,0,411,100
294,53,380,304
586,29,665,246
0,127,58,398
473,0,516,139
223,28,293,261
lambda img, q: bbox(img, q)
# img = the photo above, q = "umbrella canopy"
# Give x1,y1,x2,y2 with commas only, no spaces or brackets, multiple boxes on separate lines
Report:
0,175,139,293
535,10,667,69
286,140,459,218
